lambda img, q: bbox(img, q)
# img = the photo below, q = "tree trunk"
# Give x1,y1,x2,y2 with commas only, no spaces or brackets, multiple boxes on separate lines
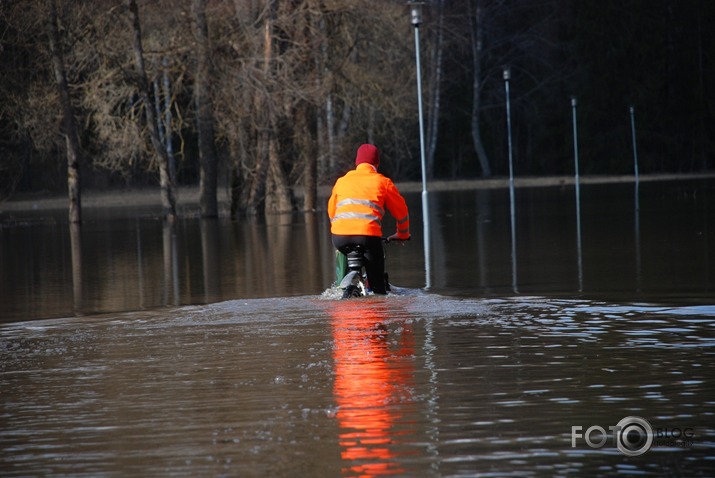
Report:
152,57,177,184
260,0,291,214
298,103,317,211
126,0,176,221
48,0,82,224
245,132,268,215
469,0,492,178
229,162,243,218
266,132,292,213
69,222,83,315
325,94,336,175
243,4,274,215
161,57,177,184
192,0,219,218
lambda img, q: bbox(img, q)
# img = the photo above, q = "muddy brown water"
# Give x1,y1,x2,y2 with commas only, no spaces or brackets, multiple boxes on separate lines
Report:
1,179,714,476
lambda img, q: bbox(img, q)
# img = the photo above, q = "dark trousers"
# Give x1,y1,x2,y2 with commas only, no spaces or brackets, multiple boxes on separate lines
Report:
332,234,386,294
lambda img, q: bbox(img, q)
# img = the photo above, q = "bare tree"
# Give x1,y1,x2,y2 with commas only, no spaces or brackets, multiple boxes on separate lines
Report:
153,56,178,187
296,3,321,211
297,101,318,211
47,0,82,223
264,1,294,214
241,3,272,215
126,0,176,221
192,0,219,218
468,0,492,178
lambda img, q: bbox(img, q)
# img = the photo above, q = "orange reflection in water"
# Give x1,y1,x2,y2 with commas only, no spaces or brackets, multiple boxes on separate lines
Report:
328,299,416,477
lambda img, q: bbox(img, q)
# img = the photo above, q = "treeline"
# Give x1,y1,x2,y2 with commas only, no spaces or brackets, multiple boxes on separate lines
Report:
1,0,713,218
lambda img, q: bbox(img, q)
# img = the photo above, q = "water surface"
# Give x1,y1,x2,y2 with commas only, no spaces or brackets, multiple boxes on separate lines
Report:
1,179,714,476
2,293,713,476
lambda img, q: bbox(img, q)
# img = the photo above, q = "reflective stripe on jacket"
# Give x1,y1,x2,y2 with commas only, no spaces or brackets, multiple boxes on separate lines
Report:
328,163,410,238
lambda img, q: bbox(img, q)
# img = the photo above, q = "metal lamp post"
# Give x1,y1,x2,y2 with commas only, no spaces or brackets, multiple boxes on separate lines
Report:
409,0,431,289
503,67,517,292
629,105,639,184
629,105,640,211
571,97,583,291
503,68,514,197
630,105,642,290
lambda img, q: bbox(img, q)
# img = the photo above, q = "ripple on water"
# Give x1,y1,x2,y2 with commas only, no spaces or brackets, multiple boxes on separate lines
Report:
1,294,714,477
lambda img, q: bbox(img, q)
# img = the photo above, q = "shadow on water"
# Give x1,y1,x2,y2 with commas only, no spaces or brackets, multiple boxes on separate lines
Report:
1,179,714,476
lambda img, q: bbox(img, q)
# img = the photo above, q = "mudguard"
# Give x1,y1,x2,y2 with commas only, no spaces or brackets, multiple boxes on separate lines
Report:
339,271,360,289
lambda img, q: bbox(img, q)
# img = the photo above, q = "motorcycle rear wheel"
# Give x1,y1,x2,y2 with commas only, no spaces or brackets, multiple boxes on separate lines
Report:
341,285,362,299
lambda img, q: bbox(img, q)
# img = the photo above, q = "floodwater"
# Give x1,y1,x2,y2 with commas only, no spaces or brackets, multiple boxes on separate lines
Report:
1,179,714,476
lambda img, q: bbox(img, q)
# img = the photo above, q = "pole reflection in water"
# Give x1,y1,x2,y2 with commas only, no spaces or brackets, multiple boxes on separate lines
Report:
427,192,445,289
634,181,642,292
328,300,416,477
475,189,491,290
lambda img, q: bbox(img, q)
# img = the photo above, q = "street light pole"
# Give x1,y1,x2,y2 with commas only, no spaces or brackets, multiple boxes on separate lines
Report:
503,67,517,292
409,1,431,289
503,68,514,197
571,97,583,291
629,105,640,212
630,106,641,290
629,105,639,184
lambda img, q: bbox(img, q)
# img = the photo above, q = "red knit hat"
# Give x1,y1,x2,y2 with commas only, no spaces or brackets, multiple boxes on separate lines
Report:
355,144,380,167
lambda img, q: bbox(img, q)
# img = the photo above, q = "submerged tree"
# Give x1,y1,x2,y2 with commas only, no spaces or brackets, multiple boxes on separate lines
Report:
191,0,219,218
126,0,176,221
425,0,445,180
467,0,491,178
47,0,83,223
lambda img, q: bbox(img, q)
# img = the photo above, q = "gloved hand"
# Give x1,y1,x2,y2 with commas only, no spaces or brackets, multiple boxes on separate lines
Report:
386,233,410,243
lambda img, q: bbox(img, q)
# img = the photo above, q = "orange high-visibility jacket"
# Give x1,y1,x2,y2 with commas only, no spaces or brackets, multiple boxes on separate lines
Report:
328,163,410,239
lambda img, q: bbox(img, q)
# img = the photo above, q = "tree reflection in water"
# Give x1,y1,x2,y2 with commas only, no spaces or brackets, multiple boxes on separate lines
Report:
328,299,416,477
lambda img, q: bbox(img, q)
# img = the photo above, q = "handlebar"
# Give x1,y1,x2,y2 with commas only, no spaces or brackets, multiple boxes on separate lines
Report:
382,236,411,243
